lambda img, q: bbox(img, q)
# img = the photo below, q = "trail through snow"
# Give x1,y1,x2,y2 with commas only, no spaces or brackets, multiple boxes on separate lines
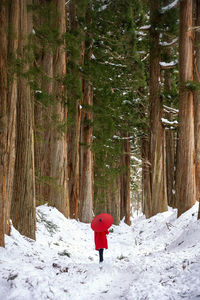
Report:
1,203,200,300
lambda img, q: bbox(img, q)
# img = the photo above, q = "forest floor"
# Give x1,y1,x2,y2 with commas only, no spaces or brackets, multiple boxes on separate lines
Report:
0,203,200,300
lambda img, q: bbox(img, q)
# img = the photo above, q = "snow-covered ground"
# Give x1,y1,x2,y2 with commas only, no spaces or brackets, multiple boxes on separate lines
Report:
1,203,200,300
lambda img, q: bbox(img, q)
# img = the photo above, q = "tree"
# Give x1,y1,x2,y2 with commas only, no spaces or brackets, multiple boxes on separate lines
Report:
149,0,168,216
120,133,131,225
11,0,36,240
5,0,19,236
193,0,200,219
66,1,86,219
47,0,70,218
176,0,196,216
0,0,8,247
33,0,54,207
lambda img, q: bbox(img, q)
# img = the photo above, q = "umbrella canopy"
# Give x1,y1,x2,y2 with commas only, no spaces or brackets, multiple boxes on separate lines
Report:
91,213,113,232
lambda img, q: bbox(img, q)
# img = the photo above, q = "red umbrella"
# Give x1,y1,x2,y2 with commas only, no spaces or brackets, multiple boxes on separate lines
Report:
91,213,113,232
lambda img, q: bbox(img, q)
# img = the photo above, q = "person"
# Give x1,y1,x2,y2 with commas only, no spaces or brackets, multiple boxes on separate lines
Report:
94,229,109,265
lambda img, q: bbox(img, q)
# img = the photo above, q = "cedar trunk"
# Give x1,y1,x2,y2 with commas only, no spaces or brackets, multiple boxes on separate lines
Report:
109,177,121,225
11,0,36,240
176,0,196,216
67,3,83,219
5,0,19,235
149,0,168,215
34,50,53,206
120,133,131,225
79,80,93,223
0,0,8,247
194,0,200,219
164,69,176,208
141,134,152,218
34,0,53,206
48,0,69,217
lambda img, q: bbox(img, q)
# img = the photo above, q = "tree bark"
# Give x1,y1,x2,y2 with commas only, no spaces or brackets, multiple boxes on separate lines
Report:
164,69,176,208
33,0,54,206
79,80,94,222
110,177,121,225
67,2,83,219
0,0,8,247
176,0,196,217
4,0,19,236
11,0,36,240
120,134,131,225
149,0,168,216
141,134,152,218
194,0,200,219
48,0,70,218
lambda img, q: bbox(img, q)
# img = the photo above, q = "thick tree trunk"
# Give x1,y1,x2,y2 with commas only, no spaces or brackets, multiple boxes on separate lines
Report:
0,0,8,247
194,0,200,219
176,0,196,217
141,134,152,218
67,2,83,219
68,104,81,219
11,0,36,240
149,0,168,216
48,0,69,218
164,69,176,208
94,185,107,216
110,177,121,225
165,119,175,208
5,0,19,235
79,80,94,222
120,134,131,225
34,49,53,206
33,0,54,206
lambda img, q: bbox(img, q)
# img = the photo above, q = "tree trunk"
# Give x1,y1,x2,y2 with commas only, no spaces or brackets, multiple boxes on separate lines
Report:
11,0,36,240
79,80,94,222
48,0,70,218
68,103,81,219
67,2,83,219
164,69,176,208
120,133,131,225
0,0,8,247
110,177,121,225
34,49,53,206
194,0,200,219
176,0,196,217
5,0,19,236
33,0,54,206
141,134,152,218
149,0,168,216
94,184,107,216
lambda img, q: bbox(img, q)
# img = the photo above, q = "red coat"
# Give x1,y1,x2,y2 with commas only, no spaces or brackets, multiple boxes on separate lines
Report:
94,230,109,250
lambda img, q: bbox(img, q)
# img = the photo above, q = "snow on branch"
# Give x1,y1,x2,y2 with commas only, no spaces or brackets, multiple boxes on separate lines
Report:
160,60,178,69
161,118,178,128
160,38,178,47
161,0,179,13
163,105,178,114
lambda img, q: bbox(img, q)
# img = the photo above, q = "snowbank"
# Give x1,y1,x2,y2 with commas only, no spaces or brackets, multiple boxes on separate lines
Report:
0,203,200,299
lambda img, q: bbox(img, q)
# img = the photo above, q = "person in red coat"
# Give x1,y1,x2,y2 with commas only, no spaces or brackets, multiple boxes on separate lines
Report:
94,229,109,263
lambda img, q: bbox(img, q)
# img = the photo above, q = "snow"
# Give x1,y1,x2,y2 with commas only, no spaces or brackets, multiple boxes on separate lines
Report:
161,118,178,126
161,0,179,13
160,60,178,67
160,38,178,47
1,203,200,299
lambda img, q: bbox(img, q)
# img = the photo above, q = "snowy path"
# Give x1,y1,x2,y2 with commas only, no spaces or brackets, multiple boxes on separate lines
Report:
1,204,200,299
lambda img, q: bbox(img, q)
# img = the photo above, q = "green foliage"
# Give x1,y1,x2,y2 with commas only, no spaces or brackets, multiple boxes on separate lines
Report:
185,80,200,92
29,2,62,51
36,211,59,234
58,250,71,257
85,0,147,190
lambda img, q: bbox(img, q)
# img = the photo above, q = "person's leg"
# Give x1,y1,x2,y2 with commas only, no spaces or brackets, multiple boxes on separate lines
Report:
99,248,104,263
